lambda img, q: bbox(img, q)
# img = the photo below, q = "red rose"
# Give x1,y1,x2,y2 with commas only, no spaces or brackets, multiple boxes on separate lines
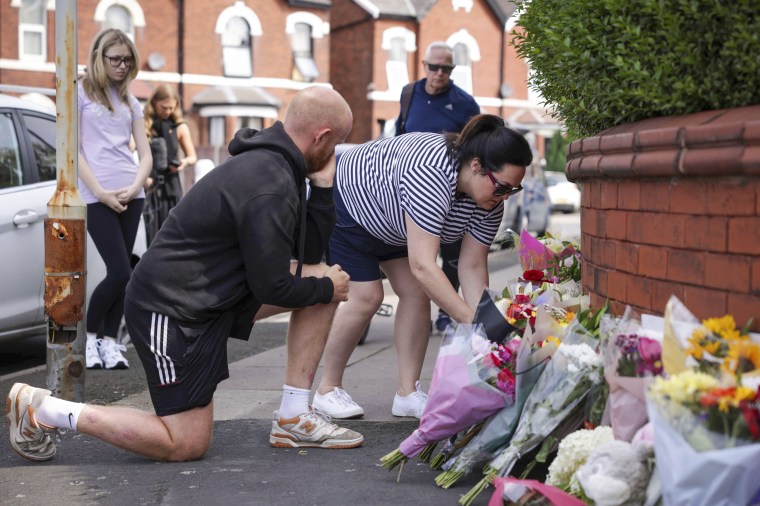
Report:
523,269,545,282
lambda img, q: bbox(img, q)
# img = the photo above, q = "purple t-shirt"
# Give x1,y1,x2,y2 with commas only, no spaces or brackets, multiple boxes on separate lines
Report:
77,82,144,204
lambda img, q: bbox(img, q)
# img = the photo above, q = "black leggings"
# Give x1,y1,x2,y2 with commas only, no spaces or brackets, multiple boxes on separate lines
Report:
86,199,144,337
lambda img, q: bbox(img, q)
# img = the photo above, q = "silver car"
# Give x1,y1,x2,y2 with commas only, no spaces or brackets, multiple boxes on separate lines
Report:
0,94,146,344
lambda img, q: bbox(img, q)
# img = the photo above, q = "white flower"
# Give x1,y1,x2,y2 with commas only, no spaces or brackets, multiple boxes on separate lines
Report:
495,297,510,316
541,237,564,254
546,426,614,492
470,333,494,362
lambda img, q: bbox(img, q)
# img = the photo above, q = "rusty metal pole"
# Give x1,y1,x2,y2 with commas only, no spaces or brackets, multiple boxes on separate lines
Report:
45,0,85,401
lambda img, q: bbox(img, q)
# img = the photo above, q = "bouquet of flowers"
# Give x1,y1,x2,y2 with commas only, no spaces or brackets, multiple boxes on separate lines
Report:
602,308,664,441
435,325,556,488
513,230,580,278
380,324,516,473
460,315,605,506
545,426,614,497
646,369,760,505
660,295,758,377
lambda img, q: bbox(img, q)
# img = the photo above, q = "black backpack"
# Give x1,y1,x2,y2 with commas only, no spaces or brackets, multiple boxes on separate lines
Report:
396,82,415,136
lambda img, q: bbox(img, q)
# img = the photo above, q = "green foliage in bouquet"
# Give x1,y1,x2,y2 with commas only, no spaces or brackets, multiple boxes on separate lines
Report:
511,0,760,138
546,252,581,284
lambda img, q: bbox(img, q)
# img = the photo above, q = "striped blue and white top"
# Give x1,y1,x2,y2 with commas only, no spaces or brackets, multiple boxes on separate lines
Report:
336,132,503,247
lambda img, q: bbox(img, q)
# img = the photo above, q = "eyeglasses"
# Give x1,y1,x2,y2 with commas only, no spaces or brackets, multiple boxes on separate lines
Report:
425,62,455,75
484,167,523,197
104,55,134,68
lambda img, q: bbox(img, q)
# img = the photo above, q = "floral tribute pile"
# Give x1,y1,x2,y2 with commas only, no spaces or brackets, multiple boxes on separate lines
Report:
377,230,760,506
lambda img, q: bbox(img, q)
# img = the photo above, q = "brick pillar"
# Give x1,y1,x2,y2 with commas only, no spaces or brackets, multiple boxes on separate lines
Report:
567,105,760,331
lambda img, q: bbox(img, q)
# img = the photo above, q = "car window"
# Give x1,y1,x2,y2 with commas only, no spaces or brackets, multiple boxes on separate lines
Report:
23,113,57,182
0,113,24,189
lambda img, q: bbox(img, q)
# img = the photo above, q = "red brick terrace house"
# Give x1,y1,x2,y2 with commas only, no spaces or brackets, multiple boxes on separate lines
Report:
0,0,335,176
0,0,557,172
329,0,560,149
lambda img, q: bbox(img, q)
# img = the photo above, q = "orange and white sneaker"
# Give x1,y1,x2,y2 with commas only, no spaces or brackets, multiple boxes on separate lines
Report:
270,409,364,449
6,383,56,462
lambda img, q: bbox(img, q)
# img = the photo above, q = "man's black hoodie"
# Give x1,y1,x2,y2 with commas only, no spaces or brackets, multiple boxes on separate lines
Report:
126,122,335,338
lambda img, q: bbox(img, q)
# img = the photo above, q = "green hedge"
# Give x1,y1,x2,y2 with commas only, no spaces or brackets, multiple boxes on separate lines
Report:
511,0,760,138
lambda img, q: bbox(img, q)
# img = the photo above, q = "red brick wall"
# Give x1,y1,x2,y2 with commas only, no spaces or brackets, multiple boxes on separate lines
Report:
330,0,377,142
569,105,760,331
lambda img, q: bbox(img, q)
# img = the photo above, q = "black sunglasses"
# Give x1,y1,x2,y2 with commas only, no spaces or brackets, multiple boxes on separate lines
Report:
425,62,455,75
484,167,523,197
104,55,134,68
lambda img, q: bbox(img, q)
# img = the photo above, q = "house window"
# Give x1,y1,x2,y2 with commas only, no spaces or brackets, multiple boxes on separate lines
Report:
386,37,409,92
382,27,415,92
103,5,134,38
18,0,46,61
222,17,253,78
236,117,263,132
209,117,226,148
93,0,145,38
291,23,318,82
450,43,473,94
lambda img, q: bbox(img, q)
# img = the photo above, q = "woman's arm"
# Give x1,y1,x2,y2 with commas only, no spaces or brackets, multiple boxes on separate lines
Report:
406,215,475,323
117,119,152,203
457,233,490,309
171,122,198,173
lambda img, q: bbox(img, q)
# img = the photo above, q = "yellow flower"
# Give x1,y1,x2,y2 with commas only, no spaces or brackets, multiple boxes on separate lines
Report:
702,315,746,342
650,371,718,404
722,341,760,375
545,336,561,347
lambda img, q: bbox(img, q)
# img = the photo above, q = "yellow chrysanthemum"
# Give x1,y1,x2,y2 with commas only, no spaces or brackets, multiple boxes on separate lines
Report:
650,371,718,404
722,341,760,375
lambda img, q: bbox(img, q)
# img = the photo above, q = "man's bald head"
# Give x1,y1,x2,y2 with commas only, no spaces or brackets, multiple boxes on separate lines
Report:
284,86,353,146
283,86,353,174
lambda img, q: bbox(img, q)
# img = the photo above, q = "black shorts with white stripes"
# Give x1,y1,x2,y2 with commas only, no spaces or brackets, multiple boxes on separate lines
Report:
124,297,233,416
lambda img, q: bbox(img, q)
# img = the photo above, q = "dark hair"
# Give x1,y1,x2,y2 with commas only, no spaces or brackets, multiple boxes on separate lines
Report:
445,114,533,173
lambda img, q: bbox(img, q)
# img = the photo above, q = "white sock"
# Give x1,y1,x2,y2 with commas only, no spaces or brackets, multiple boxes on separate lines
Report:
86,332,97,343
278,384,310,419
36,395,85,431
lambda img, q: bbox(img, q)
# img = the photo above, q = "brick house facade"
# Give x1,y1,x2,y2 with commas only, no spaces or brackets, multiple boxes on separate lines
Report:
0,0,555,174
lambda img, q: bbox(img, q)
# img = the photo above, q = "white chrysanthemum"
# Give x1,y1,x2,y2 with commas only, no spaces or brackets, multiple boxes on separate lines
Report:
470,333,494,359
546,426,614,493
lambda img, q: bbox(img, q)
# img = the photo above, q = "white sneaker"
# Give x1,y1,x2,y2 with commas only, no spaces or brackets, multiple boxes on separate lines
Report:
86,339,103,369
270,409,363,449
99,339,129,369
313,387,364,419
6,383,56,462
392,381,428,418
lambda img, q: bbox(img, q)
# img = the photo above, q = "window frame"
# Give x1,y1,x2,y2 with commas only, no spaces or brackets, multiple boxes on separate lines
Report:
16,0,48,62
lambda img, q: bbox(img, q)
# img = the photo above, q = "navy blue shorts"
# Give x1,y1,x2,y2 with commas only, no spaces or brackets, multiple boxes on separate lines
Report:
329,184,408,282
124,297,232,417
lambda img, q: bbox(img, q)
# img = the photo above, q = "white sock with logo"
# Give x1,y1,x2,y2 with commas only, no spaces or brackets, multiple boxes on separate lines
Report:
36,395,85,431
278,384,310,419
